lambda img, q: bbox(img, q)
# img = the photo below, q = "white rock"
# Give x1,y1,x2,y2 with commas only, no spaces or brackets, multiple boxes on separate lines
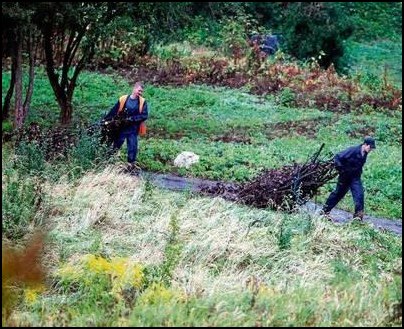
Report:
174,151,200,168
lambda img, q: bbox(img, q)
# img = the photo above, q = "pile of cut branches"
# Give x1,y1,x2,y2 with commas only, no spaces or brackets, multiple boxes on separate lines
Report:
88,117,134,146
202,144,337,210
239,143,336,210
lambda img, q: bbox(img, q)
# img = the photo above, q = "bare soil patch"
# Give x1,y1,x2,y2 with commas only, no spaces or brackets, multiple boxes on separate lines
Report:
265,118,333,139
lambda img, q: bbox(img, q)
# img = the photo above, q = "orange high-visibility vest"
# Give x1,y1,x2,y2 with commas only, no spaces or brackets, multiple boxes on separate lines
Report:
117,95,147,136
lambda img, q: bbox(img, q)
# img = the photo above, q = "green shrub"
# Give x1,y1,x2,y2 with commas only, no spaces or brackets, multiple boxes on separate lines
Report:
181,16,221,48
14,142,46,175
271,2,354,70
150,42,193,61
358,72,384,91
219,14,251,62
277,87,296,107
2,170,43,239
66,132,111,179
2,120,13,133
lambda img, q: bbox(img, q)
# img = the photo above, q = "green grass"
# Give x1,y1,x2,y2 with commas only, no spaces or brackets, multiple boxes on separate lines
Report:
4,169,401,326
344,2,402,42
342,39,402,88
2,69,402,219
146,84,401,219
2,67,402,326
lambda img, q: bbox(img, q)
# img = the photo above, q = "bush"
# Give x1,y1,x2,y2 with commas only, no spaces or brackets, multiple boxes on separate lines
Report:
150,42,193,61
66,131,112,179
2,120,13,133
219,14,251,63
2,170,43,240
277,87,296,107
181,16,221,48
14,142,46,175
357,72,384,91
268,2,354,70
2,120,14,142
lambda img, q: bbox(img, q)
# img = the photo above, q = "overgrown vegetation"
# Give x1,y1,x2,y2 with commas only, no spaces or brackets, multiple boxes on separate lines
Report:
2,69,402,221
3,169,402,326
2,2,402,327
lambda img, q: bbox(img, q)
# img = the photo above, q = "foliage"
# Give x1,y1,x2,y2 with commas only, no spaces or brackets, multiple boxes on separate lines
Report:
2,169,43,239
340,39,402,88
337,2,402,42
181,16,222,48
277,87,296,107
2,2,401,75
93,16,151,66
6,175,402,326
66,131,112,179
1,3,402,326
150,42,193,62
219,13,251,64
2,120,13,133
2,69,402,219
57,254,144,295
13,141,46,175
4,2,131,125
135,52,401,113
277,3,353,70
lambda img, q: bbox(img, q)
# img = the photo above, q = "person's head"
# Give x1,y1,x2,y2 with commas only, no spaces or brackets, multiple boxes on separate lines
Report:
132,82,144,98
362,136,376,153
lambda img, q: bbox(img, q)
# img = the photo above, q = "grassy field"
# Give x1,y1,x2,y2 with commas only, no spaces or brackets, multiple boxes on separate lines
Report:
143,84,402,219
342,38,402,88
2,68,402,326
3,166,402,326
3,69,401,219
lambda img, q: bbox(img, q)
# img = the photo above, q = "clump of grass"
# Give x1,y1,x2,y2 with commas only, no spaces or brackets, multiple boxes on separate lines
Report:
2,169,44,239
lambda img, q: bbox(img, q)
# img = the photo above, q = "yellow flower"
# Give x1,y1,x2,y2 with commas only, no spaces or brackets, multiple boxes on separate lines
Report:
56,254,145,301
130,264,144,289
139,283,181,305
84,254,111,274
24,284,45,305
56,264,82,281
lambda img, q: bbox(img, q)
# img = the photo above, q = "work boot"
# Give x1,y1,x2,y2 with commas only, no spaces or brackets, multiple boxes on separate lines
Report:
320,209,333,222
353,211,364,221
125,162,141,175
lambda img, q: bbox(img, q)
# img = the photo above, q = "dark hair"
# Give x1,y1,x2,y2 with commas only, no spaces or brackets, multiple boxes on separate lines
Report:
363,136,376,149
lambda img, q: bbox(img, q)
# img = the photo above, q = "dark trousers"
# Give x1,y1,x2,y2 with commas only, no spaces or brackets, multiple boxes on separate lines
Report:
113,131,138,163
323,175,364,214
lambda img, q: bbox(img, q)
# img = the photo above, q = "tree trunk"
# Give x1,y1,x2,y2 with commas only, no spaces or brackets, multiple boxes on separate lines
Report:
2,41,17,121
43,26,70,125
23,30,36,120
40,3,114,126
43,26,90,126
60,100,73,125
14,29,24,129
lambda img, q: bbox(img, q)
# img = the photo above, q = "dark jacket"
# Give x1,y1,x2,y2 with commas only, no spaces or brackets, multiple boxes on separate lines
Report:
104,96,148,134
334,144,368,178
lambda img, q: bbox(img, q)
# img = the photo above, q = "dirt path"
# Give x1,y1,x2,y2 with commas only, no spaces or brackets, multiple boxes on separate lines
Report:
302,202,402,235
138,171,402,236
